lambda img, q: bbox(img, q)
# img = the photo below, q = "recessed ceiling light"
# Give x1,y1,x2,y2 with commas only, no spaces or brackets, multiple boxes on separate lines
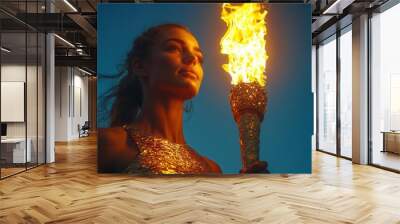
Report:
63,0,78,12
77,67,93,76
54,34,75,48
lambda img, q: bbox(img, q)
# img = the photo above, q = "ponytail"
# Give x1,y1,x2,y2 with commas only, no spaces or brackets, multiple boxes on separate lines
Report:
101,23,192,127
110,74,142,126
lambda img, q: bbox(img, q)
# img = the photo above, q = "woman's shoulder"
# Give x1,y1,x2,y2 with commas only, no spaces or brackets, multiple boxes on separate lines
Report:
98,127,126,143
98,127,132,152
98,127,139,173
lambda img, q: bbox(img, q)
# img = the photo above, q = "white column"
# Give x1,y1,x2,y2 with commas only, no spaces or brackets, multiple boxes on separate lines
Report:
46,1,55,163
352,14,369,164
46,33,55,163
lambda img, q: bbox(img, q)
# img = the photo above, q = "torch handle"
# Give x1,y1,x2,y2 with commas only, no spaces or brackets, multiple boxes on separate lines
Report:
237,113,261,169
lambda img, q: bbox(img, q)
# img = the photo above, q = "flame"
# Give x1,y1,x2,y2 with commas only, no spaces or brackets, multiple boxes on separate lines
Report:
220,3,268,87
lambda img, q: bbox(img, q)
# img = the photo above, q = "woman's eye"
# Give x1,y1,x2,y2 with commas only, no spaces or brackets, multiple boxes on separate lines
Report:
166,45,181,52
198,56,204,64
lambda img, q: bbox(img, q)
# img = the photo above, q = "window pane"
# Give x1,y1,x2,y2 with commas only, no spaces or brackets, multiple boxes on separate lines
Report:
340,29,352,158
371,3,400,171
318,37,337,154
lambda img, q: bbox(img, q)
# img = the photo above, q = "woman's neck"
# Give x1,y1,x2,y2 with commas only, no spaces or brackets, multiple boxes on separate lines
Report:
135,95,185,144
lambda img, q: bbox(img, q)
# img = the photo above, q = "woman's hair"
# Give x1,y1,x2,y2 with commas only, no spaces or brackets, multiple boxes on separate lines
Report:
100,23,192,127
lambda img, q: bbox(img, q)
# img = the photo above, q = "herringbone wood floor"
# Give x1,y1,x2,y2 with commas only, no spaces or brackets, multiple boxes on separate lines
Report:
1,134,400,224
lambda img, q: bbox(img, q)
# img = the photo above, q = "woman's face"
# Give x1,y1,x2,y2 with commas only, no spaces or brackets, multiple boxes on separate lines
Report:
140,27,204,100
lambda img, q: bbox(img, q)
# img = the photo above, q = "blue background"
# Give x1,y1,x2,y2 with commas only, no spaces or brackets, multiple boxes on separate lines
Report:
98,3,312,174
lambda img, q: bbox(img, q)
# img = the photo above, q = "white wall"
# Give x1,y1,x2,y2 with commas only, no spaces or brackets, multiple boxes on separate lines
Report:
73,72,89,138
55,67,69,141
1,65,41,137
1,64,46,163
1,65,27,140
1,66,26,132
55,67,89,141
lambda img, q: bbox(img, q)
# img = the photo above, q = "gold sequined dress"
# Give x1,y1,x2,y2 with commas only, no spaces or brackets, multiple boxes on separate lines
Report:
123,125,220,174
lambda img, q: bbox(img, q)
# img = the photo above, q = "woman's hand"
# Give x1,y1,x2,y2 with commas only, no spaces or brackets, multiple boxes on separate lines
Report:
240,160,269,174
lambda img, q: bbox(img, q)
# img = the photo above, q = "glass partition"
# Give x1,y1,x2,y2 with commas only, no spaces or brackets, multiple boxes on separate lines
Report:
1,30,28,177
27,30,38,169
0,1,46,179
38,32,45,165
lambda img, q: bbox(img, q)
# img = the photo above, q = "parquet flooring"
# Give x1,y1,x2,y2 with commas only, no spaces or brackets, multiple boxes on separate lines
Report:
1,134,400,223
373,151,400,171
1,167,26,178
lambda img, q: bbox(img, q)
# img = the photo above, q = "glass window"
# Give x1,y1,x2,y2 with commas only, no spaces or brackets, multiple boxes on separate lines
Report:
339,28,352,158
318,36,337,154
371,3,400,171
27,30,38,169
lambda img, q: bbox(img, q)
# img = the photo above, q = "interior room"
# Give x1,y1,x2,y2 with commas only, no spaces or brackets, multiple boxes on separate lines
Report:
0,0,399,223
1,26,46,177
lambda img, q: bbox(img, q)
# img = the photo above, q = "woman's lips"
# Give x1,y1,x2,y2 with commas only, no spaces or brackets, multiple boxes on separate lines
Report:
180,70,198,80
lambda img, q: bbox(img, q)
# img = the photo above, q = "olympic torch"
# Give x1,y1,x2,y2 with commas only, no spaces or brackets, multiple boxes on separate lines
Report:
220,3,269,173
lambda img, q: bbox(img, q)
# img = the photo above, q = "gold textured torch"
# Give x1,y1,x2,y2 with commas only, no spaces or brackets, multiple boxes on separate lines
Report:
220,3,269,173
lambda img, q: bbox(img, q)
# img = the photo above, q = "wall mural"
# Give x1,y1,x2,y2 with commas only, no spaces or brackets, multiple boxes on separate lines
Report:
97,3,312,174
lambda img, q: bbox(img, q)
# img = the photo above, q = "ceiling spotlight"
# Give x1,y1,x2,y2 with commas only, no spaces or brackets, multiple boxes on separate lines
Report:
76,48,85,55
